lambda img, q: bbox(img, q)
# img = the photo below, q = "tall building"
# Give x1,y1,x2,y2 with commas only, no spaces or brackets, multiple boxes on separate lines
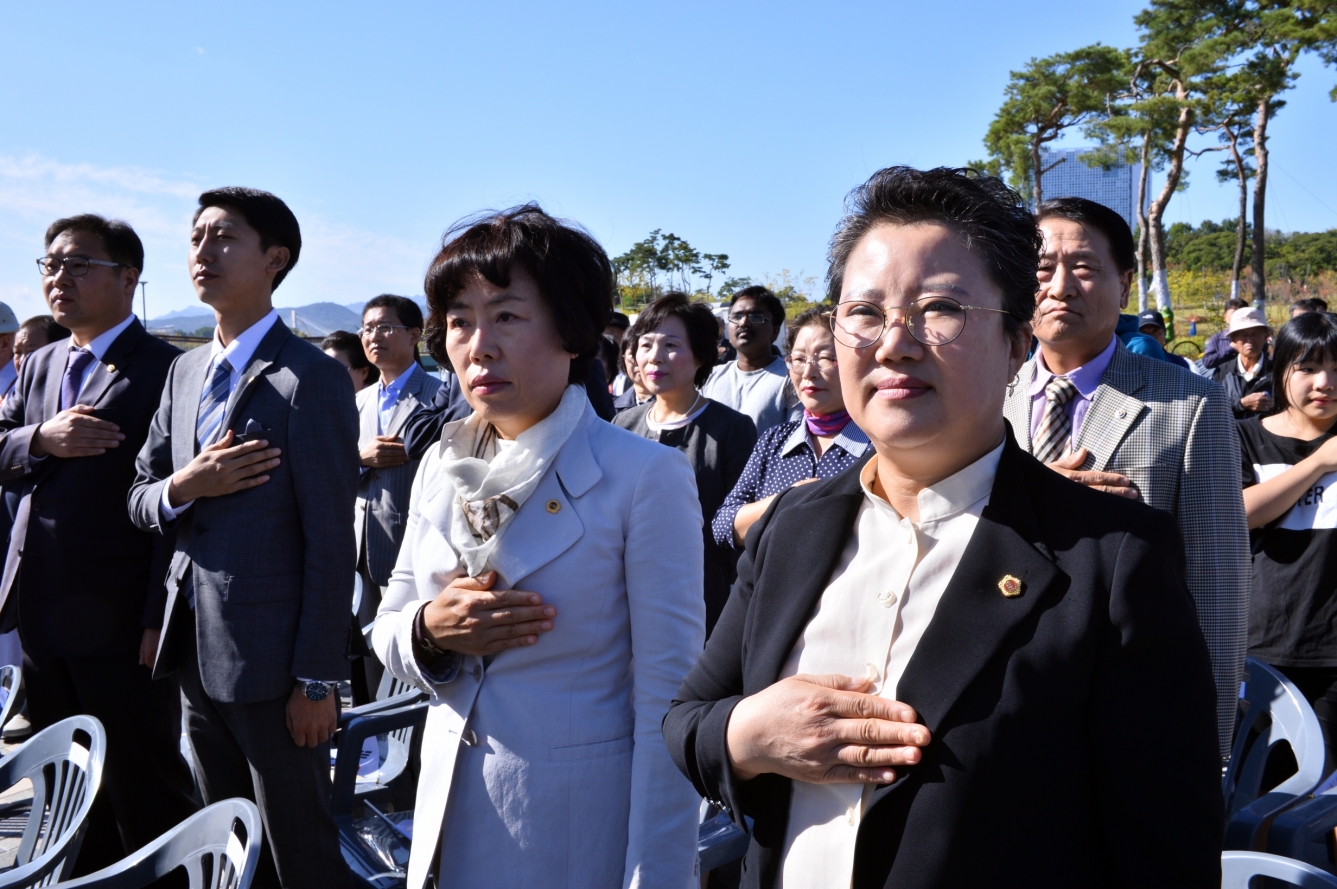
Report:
1038,147,1149,232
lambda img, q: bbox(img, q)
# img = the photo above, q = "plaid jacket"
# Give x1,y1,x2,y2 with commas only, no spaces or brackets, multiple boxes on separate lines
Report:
1004,343,1248,758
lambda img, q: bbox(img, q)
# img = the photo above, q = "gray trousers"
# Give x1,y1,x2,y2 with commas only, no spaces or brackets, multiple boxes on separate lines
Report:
178,629,352,889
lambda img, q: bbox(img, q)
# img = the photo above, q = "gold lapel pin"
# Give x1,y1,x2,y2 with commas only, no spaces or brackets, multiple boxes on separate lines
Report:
105,364,116,373
546,500,561,514
998,575,1023,598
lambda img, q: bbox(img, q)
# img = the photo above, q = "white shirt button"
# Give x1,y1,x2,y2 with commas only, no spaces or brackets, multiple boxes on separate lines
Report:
865,662,880,683
846,806,856,826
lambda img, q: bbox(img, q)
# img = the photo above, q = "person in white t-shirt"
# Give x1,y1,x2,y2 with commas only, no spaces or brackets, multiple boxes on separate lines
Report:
702,285,798,435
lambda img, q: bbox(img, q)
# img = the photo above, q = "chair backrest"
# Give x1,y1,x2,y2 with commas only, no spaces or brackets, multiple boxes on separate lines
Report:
0,714,105,888
375,671,419,749
1222,851,1337,888
1223,658,1327,849
0,664,23,733
54,799,262,889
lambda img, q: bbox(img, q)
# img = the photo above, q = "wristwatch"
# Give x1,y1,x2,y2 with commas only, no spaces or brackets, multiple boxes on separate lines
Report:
300,680,332,702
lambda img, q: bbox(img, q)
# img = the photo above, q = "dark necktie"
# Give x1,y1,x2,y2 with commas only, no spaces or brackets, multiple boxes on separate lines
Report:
1033,376,1079,465
60,349,97,411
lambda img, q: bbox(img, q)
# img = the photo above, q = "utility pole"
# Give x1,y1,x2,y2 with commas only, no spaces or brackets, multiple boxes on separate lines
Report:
138,280,149,325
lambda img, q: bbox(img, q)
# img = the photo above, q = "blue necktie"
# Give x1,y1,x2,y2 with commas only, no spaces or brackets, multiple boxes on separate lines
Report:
196,356,234,451
60,349,97,411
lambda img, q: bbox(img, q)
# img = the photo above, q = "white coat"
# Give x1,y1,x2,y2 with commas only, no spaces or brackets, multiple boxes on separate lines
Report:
372,402,707,889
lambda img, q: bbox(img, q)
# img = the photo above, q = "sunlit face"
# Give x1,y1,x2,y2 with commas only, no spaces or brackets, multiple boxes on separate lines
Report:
1231,327,1269,363
1282,352,1337,422
361,305,421,372
836,222,1029,467
443,267,575,439
324,347,371,392
13,327,51,373
1033,217,1133,354
636,315,701,400
189,206,289,313
41,230,137,336
787,324,844,416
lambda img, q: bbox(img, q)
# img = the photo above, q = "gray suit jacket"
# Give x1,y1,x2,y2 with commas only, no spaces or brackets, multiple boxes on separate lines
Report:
1004,342,1249,757
128,320,360,704
354,366,442,586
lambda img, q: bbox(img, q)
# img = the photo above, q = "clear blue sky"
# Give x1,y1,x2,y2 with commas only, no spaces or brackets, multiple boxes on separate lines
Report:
1,1,1334,323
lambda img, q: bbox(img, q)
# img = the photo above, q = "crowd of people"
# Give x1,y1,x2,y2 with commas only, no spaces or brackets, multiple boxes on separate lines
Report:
0,165,1329,889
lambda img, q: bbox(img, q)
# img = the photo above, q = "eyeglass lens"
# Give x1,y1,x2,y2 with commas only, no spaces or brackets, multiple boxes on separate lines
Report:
37,256,91,277
831,298,967,347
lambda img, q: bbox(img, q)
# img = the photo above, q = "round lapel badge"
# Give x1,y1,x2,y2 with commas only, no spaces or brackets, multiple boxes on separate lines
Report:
546,500,561,514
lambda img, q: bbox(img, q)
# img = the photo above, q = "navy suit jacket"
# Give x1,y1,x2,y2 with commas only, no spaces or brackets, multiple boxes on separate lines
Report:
0,320,181,658
663,431,1224,888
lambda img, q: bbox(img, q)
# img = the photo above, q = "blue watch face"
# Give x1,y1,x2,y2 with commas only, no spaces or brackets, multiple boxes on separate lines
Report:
304,682,330,702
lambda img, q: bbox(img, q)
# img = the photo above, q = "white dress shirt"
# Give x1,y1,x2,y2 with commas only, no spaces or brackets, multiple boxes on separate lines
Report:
161,309,280,518
777,442,1003,889
68,313,137,397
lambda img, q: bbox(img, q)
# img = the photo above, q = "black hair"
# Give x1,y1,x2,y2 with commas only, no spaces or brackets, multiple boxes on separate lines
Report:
320,330,379,385
1225,298,1251,313
629,291,718,387
423,203,613,384
44,214,145,272
786,306,832,352
1292,297,1329,314
1273,313,1337,412
195,187,302,290
607,311,630,331
598,334,620,382
18,315,71,344
1035,197,1136,275
828,167,1039,338
729,285,786,328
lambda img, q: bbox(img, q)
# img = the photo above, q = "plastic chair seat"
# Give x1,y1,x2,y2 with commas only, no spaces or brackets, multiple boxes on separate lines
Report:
1222,850,1337,887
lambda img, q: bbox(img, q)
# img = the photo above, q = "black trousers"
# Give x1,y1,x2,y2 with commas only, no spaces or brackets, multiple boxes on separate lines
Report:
177,628,352,889
24,650,199,875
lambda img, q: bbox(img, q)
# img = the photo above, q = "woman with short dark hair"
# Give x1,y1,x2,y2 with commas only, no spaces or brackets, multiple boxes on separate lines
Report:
372,205,705,889
615,292,757,634
320,329,377,392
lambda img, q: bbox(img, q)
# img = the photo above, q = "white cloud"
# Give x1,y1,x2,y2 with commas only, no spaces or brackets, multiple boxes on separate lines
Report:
0,152,432,323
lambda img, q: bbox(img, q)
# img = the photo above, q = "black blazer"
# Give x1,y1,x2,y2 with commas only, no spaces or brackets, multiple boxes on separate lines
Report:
0,320,181,658
663,431,1223,888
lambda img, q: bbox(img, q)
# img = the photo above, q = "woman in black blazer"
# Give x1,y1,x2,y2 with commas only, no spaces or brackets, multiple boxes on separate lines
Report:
663,167,1223,889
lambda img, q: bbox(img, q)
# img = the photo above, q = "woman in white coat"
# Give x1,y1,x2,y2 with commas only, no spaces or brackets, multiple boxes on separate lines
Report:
372,204,707,889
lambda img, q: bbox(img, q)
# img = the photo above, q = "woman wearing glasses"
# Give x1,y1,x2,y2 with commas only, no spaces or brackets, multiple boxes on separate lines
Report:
615,292,757,635
664,167,1222,888
713,307,870,549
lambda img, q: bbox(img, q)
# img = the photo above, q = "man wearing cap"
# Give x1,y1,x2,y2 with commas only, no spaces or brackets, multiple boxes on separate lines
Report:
1003,196,1248,760
0,303,21,403
1211,306,1275,419
1136,309,1192,370
0,214,197,871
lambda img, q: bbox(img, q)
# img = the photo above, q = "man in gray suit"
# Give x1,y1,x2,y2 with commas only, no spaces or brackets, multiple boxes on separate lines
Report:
351,294,441,702
1002,197,1248,760
128,187,358,889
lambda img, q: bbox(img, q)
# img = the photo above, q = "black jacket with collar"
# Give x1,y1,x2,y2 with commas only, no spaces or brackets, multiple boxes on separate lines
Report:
1210,353,1276,419
663,430,1222,888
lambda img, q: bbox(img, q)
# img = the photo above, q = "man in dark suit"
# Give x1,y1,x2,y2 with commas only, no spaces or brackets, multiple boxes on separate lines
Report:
128,188,358,889
0,215,197,871
663,167,1222,888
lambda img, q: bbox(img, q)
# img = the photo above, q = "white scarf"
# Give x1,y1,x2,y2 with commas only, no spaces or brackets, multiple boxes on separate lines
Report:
438,385,587,576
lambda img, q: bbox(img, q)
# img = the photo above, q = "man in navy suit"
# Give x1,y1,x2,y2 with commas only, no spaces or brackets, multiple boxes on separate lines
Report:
0,215,197,871
129,188,358,889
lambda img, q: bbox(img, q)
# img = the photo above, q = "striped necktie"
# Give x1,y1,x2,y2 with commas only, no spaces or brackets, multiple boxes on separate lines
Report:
196,356,234,450
1033,376,1079,465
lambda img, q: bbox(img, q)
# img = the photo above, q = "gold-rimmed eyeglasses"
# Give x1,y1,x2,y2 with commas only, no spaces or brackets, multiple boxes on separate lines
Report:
826,296,1011,348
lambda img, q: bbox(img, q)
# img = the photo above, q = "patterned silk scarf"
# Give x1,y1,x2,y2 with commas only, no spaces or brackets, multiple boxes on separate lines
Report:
438,385,587,576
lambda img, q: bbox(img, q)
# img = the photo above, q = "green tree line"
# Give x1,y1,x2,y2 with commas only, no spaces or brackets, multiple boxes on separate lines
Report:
1167,219,1337,284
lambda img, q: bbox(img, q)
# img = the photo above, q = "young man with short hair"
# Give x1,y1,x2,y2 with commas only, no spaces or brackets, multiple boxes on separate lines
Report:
701,285,797,435
129,187,358,889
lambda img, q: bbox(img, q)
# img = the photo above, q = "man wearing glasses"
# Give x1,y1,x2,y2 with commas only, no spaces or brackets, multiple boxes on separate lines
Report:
0,215,197,871
702,285,799,435
351,294,440,703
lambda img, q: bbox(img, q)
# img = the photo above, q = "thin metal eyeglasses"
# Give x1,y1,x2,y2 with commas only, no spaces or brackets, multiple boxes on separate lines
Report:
785,354,838,372
36,256,122,278
827,296,1011,348
728,311,771,326
358,323,414,339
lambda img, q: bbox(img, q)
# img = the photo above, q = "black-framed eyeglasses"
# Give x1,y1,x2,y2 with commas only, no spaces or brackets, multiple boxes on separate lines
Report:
827,296,1011,348
728,311,771,326
358,323,414,339
36,256,122,278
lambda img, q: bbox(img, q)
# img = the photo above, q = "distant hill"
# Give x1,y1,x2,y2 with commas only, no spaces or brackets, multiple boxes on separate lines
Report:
148,301,362,337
